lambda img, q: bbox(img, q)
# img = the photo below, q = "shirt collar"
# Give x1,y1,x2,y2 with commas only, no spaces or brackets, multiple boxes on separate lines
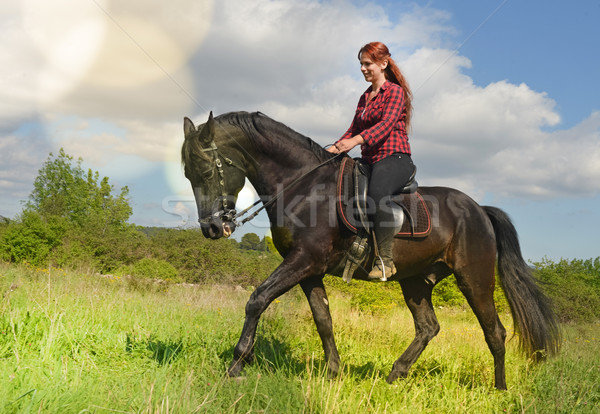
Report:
365,79,391,95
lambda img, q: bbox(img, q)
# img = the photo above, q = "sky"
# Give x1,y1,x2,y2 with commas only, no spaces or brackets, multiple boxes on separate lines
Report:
1,0,599,262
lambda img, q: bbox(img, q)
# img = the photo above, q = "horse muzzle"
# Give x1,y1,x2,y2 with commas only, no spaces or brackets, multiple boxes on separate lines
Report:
200,210,237,239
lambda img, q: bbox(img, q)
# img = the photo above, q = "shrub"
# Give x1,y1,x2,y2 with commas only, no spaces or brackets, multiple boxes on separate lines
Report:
533,257,600,322
128,258,179,281
0,211,68,266
324,276,405,313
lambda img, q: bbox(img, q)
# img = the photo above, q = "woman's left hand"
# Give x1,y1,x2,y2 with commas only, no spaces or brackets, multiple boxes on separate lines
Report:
335,135,364,153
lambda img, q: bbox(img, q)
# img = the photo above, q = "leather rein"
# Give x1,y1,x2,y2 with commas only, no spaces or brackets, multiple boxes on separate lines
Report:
200,140,343,227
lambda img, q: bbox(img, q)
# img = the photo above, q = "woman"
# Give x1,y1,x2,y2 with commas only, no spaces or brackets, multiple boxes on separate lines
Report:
328,41,415,280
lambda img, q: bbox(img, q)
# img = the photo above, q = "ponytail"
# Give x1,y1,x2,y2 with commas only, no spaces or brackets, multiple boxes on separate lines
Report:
385,57,413,131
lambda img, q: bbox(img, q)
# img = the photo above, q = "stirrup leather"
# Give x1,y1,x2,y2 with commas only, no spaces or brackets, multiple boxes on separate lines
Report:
342,229,370,283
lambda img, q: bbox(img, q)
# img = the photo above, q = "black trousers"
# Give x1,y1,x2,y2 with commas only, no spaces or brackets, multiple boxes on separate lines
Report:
367,152,414,230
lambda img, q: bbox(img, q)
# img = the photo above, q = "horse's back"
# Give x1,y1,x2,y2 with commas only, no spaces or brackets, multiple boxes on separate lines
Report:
393,186,495,277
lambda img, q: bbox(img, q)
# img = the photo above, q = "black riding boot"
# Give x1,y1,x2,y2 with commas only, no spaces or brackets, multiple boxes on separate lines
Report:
368,211,397,281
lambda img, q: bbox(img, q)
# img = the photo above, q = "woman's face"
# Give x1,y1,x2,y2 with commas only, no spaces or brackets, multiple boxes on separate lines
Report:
360,54,387,83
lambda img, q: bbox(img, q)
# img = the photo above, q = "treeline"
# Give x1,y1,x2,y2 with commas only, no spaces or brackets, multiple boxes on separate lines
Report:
1,150,599,322
0,149,280,286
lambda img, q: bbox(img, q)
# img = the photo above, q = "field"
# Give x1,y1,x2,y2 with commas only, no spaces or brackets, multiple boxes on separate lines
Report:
1,261,599,413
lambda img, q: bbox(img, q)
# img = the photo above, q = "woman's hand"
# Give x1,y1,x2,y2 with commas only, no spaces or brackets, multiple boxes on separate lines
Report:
328,135,365,154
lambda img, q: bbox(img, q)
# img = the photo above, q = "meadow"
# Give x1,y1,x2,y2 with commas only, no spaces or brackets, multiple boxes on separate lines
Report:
1,261,598,413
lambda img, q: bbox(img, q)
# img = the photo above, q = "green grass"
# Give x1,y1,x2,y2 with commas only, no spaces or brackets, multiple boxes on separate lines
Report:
1,262,598,413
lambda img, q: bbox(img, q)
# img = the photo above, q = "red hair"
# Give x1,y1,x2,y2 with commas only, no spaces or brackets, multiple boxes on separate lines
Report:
359,42,413,130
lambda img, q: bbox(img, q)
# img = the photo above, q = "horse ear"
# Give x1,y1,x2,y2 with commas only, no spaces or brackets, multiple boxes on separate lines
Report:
198,111,215,145
183,117,195,137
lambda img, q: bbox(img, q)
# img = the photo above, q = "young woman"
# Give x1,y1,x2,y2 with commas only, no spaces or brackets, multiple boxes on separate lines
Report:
328,41,415,280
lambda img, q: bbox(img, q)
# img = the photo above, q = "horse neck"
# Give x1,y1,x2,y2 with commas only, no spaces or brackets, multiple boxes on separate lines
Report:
243,132,332,198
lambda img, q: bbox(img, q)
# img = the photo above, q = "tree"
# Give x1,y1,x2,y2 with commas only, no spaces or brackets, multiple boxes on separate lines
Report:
239,232,263,250
0,149,136,270
26,148,132,229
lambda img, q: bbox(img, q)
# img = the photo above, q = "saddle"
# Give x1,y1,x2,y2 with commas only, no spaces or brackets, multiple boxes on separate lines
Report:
336,157,432,282
337,157,432,237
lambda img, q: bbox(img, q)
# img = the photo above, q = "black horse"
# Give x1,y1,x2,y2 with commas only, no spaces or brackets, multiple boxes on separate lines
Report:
181,111,560,390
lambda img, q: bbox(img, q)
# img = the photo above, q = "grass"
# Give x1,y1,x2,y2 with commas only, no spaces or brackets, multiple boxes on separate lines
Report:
1,261,599,413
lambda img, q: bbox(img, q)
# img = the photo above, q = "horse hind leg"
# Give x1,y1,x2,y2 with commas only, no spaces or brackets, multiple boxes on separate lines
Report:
387,276,440,383
454,265,508,390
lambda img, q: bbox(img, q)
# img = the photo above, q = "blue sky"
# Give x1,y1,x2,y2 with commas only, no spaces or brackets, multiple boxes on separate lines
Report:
1,0,599,262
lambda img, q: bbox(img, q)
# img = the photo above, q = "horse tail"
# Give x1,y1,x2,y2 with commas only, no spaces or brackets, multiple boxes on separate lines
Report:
483,206,561,360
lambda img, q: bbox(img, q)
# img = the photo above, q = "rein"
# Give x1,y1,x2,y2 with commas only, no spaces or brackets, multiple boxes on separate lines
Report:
198,133,343,227
232,152,343,226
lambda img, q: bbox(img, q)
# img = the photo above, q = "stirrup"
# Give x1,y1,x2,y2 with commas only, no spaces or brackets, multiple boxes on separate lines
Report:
342,230,370,283
368,255,393,282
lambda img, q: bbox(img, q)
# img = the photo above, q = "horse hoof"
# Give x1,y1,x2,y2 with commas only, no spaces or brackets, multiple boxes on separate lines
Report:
326,369,339,380
227,361,245,378
386,370,407,384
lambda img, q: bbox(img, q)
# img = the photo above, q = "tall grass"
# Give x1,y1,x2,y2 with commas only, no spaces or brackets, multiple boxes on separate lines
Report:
1,261,598,413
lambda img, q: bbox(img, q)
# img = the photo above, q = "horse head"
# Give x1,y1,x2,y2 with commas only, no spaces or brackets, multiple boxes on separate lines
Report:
182,112,246,239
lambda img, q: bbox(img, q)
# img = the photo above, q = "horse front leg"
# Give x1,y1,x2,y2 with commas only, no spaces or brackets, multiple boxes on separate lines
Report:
227,249,324,377
300,275,340,378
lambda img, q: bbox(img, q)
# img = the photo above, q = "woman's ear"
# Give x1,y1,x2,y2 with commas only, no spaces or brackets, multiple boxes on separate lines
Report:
380,60,388,70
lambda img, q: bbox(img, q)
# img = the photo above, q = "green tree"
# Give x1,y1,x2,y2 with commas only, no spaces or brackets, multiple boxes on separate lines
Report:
533,257,600,322
26,148,131,228
0,149,136,271
239,232,262,251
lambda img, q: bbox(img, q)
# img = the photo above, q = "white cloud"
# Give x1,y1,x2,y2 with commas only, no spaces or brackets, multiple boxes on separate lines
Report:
190,0,455,114
401,47,599,199
0,130,53,217
492,111,600,198
1,0,599,221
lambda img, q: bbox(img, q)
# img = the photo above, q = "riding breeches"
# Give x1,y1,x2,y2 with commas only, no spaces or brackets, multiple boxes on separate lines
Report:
367,152,414,229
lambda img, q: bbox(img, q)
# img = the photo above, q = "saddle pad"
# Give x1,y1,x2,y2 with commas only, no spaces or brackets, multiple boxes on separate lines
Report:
392,192,432,238
336,157,431,238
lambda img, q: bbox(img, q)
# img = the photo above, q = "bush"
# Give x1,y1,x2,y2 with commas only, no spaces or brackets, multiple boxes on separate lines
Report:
322,272,512,314
324,276,405,313
138,227,281,286
0,211,68,266
533,257,600,322
431,276,466,308
128,258,179,281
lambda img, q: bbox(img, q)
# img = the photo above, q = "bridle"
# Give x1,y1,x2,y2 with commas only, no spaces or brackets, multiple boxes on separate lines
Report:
197,139,343,229
197,141,245,226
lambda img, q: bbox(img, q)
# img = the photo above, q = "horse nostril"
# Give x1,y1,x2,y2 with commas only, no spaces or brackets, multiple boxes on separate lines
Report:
209,222,223,239
200,223,220,239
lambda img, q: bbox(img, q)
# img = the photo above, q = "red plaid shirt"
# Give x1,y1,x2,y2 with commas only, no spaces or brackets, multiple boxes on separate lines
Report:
338,80,410,163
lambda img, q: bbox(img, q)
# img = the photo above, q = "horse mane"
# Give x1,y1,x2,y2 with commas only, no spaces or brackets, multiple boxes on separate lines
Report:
182,111,336,179
216,111,333,164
